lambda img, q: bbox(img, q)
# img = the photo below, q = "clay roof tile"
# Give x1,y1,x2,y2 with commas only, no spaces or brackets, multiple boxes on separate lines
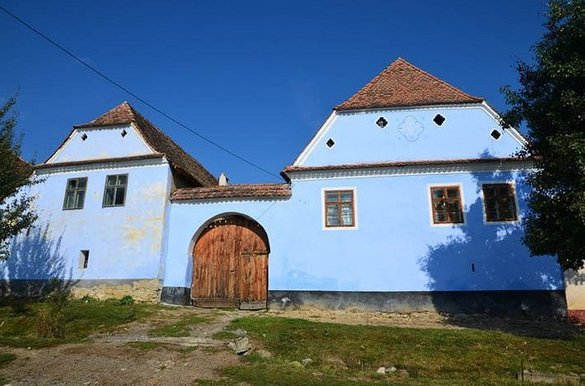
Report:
73,102,217,186
335,58,483,111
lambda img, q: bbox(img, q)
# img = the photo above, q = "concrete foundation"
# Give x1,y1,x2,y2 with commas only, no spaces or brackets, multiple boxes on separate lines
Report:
268,290,568,319
160,286,191,305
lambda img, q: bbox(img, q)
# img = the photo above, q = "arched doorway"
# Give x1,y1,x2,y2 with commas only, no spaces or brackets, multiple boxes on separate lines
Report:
192,215,269,310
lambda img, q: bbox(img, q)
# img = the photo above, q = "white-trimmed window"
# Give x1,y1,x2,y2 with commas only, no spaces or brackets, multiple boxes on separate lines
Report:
324,190,355,228
63,177,87,210
430,185,464,224
103,174,128,207
482,183,518,222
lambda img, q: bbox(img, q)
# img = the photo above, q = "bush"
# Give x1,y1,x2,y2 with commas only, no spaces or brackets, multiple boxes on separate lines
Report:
80,295,96,303
118,295,135,305
34,278,72,339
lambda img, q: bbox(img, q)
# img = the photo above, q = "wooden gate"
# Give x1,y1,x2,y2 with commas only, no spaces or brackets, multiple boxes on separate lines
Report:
192,216,269,309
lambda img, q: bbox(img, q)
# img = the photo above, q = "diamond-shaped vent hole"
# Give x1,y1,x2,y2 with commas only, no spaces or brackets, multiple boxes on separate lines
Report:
81,133,88,141
491,129,502,140
326,138,335,148
121,129,127,137
376,117,388,128
433,114,446,126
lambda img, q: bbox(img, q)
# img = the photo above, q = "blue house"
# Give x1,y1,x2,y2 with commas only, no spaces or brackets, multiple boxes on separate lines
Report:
1,58,567,317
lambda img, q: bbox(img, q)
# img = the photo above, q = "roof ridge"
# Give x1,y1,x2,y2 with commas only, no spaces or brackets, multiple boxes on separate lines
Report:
125,103,218,185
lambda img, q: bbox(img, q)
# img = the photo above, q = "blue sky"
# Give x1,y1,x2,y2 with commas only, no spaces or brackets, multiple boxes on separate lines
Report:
1,1,547,183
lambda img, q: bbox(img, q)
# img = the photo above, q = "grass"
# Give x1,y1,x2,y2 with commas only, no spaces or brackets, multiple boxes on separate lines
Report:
211,316,585,385
0,297,157,348
0,353,16,368
148,314,209,338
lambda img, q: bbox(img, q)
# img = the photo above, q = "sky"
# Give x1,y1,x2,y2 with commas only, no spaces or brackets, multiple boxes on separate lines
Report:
1,1,548,184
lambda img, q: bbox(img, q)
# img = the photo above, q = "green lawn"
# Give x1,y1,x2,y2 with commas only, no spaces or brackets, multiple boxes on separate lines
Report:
212,316,585,385
0,297,156,348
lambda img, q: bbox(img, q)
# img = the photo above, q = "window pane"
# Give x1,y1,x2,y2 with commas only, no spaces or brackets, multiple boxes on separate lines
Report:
78,178,87,188
68,179,78,189
64,192,74,209
104,188,115,206
326,193,338,203
340,192,352,202
447,188,459,198
117,175,127,185
76,191,85,209
114,187,125,205
498,185,511,196
106,176,117,186
432,189,444,199
340,204,353,225
326,204,339,226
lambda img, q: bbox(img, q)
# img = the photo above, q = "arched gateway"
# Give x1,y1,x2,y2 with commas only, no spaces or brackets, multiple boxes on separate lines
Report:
192,215,269,310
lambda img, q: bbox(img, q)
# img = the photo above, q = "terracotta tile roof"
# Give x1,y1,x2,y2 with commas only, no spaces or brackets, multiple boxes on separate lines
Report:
171,184,291,201
73,102,217,187
283,157,527,174
335,58,483,111
35,154,165,170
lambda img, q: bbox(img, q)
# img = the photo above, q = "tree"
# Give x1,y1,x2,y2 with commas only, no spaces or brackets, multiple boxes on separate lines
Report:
0,97,37,259
502,0,585,271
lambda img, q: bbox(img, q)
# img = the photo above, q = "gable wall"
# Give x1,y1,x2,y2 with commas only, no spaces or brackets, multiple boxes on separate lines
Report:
49,124,154,163
298,105,522,166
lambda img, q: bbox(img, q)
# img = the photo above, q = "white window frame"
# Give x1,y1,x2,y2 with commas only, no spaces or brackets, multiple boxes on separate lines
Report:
427,183,466,227
479,181,521,225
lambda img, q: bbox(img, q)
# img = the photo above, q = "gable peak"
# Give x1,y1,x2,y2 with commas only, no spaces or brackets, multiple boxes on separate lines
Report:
74,101,138,129
335,57,483,111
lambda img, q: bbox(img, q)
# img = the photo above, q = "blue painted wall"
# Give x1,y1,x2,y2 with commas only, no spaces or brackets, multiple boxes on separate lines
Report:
4,103,563,301
163,168,563,293
1,127,172,284
49,125,153,163
163,104,562,295
298,105,522,166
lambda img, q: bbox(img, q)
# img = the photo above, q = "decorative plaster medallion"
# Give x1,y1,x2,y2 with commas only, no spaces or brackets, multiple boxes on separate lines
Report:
398,116,424,142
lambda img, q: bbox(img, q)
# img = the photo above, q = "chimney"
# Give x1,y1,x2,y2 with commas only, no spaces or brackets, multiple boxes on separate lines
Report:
218,172,229,186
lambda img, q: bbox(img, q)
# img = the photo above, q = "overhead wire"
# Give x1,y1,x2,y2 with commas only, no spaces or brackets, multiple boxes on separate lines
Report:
0,4,281,180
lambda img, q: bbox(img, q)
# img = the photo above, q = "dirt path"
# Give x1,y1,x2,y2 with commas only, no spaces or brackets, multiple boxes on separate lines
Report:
1,307,579,385
1,307,250,385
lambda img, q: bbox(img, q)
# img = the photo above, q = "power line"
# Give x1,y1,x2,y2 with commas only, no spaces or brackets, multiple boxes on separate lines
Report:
0,4,281,180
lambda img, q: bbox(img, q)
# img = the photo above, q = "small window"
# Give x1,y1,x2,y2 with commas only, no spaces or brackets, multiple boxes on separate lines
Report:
326,138,335,148
433,114,446,126
63,177,87,210
430,186,464,224
103,174,128,207
376,117,388,128
482,183,517,222
81,133,88,141
324,190,355,227
79,250,90,269
490,129,502,140
121,129,128,137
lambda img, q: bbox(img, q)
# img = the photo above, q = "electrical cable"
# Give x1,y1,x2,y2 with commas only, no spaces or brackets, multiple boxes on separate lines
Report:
0,4,281,180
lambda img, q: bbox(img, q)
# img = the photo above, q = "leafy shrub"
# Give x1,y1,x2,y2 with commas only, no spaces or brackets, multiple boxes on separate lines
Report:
80,295,96,303
34,278,72,338
118,295,135,305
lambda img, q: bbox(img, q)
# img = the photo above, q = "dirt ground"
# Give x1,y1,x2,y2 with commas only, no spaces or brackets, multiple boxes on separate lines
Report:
1,307,579,385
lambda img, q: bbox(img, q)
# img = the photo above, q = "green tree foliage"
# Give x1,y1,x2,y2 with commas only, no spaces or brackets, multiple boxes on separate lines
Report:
502,0,585,271
0,97,37,259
